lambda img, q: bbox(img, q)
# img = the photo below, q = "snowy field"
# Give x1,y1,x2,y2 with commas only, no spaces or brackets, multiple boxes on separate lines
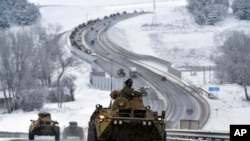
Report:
0,0,250,133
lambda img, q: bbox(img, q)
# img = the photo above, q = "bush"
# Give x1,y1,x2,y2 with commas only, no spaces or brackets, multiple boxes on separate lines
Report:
19,89,45,111
232,0,250,20
187,0,229,25
46,87,74,103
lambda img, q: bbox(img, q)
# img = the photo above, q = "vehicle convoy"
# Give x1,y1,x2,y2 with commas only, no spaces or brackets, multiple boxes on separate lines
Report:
63,121,84,140
28,112,60,141
87,86,166,141
129,67,137,78
117,68,126,77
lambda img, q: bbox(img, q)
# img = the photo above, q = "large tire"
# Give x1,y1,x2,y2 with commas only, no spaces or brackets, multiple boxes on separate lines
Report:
63,129,67,140
79,128,84,140
54,127,60,141
79,133,84,140
63,134,67,140
28,132,34,140
87,123,98,141
164,131,167,141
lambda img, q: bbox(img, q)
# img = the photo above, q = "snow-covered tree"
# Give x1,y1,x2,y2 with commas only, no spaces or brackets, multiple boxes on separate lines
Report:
232,0,250,20
187,0,229,25
214,31,250,100
0,0,40,28
0,24,77,112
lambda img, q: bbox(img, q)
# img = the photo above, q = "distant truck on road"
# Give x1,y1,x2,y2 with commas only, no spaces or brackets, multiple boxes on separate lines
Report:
117,68,126,77
129,67,137,78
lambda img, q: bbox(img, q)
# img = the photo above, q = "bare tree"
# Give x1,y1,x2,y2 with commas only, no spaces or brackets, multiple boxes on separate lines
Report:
30,24,62,86
214,31,250,100
0,31,16,112
0,25,57,112
39,24,78,108
56,51,78,108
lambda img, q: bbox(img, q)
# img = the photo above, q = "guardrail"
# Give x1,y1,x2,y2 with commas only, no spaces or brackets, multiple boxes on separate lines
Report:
166,129,229,141
0,132,27,138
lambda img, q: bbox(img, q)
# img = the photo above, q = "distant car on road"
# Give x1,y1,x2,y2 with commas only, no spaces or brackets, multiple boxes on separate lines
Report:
85,49,96,56
117,68,126,77
161,76,167,81
139,87,147,96
144,84,150,89
90,40,95,44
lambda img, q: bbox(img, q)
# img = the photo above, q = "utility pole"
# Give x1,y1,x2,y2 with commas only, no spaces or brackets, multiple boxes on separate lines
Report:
107,53,113,91
152,0,157,25
111,58,113,91
203,66,206,85
86,13,88,22
209,65,211,83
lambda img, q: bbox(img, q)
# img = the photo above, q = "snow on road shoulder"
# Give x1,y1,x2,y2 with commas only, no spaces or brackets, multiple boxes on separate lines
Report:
184,72,250,131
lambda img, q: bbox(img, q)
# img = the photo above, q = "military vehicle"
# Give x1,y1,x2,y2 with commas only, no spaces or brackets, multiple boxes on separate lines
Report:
117,68,126,77
85,49,96,56
90,40,95,44
139,87,147,96
87,89,166,141
161,76,167,81
63,121,84,140
28,112,60,141
129,67,137,78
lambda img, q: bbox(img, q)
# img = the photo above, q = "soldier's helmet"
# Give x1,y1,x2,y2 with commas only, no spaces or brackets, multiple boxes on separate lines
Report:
125,78,133,86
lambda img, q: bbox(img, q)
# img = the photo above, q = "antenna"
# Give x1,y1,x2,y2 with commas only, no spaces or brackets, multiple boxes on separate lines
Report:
152,0,157,25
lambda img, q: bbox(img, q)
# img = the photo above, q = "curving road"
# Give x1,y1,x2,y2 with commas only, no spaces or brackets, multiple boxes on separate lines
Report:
82,12,209,129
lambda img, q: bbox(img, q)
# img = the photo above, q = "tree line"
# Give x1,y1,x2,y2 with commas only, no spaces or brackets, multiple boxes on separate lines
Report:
0,24,78,112
187,0,250,25
0,0,40,28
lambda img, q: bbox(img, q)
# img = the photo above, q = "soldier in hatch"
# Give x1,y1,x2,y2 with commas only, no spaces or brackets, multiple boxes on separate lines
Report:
120,78,140,100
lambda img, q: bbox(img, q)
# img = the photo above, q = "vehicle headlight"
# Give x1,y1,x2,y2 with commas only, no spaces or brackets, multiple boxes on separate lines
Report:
119,120,123,125
119,102,125,107
99,114,105,121
142,121,147,125
148,121,152,126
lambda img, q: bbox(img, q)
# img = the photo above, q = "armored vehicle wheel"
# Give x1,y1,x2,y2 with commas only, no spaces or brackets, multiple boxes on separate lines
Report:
79,133,84,140
87,123,97,141
63,134,67,139
54,127,60,141
28,132,34,140
164,131,167,141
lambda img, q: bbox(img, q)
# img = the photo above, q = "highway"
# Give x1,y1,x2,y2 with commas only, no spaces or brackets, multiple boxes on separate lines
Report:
81,12,209,129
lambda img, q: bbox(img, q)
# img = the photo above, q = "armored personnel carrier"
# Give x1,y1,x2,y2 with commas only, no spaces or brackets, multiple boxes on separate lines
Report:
28,112,60,141
87,89,166,141
63,121,84,140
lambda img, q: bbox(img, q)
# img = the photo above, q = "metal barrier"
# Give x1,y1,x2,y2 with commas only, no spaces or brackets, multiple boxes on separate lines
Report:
166,129,229,141
90,73,124,90
0,132,27,138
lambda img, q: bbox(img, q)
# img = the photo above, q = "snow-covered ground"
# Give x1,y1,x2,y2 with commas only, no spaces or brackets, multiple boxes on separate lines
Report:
0,0,250,134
